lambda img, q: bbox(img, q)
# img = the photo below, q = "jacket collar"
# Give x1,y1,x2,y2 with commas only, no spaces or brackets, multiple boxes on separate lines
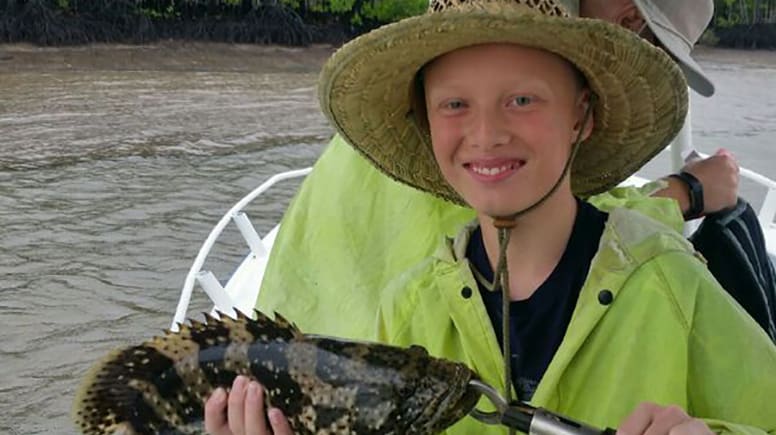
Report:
433,207,696,407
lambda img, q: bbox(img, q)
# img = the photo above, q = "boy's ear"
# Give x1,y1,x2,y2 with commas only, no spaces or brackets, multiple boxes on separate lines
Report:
410,72,430,132
573,89,595,142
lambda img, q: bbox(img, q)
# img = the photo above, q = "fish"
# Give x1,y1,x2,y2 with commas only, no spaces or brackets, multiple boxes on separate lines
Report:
72,310,481,434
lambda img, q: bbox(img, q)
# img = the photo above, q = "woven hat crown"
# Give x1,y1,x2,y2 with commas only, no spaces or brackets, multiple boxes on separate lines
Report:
428,0,576,16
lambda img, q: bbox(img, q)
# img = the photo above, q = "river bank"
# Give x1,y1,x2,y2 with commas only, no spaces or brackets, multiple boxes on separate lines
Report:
692,43,776,66
711,23,776,49
0,41,334,73
4,41,776,75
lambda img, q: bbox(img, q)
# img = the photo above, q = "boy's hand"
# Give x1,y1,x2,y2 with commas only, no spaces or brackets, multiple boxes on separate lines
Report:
618,402,712,435
204,375,293,435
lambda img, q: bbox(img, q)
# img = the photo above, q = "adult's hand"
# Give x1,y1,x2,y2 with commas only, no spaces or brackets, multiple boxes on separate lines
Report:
617,402,712,435
682,148,739,215
204,375,294,435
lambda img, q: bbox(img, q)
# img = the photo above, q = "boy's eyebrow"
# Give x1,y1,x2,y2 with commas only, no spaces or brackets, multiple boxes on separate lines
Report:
426,78,555,100
424,77,552,90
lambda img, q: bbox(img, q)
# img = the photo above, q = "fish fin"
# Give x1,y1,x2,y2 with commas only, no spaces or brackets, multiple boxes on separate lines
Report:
252,308,272,322
71,343,191,434
204,311,221,322
408,345,429,356
271,311,303,338
187,318,207,331
72,313,251,434
235,308,251,321
74,311,306,433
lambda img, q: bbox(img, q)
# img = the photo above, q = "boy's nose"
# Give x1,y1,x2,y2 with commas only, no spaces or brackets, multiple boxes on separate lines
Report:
467,108,511,150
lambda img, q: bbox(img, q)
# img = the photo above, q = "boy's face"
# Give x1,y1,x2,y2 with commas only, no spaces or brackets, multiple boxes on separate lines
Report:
423,43,591,217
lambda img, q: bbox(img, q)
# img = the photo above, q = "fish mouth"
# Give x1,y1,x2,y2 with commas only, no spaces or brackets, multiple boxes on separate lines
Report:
427,382,481,431
412,365,482,432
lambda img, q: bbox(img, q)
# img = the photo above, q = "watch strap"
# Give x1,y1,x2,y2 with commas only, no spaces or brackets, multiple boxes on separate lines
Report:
669,171,704,220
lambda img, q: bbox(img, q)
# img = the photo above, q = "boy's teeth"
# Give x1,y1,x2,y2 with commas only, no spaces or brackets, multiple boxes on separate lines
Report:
473,165,510,175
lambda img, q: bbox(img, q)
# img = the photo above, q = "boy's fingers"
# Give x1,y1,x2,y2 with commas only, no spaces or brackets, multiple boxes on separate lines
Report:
671,418,713,435
618,402,659,435
268,407,294,435
642,406,689,435
204,388,229,434
228,376,249,435
244,382,269,435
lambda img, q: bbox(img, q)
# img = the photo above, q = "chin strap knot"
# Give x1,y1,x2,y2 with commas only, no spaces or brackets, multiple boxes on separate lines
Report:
492,218,518,229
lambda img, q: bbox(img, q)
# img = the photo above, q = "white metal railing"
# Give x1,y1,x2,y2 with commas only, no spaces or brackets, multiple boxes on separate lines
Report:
740,167,776,233
170,167,313,331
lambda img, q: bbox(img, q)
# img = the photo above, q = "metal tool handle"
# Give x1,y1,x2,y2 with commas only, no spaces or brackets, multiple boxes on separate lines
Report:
500,406,616,435
468,380,616,435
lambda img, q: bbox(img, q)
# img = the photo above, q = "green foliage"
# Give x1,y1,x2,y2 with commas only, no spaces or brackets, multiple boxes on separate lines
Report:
286,0,424,22
325,0,356,13
361,0,426,22
139,2,177,19
713,0,776,26
302,0,356,14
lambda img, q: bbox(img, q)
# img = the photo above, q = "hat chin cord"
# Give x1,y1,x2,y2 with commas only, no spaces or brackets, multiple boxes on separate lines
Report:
488,97,594,426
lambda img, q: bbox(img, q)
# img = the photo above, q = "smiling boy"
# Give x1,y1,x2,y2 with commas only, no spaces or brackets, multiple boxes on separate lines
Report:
316,1,776,434
205,1,776,434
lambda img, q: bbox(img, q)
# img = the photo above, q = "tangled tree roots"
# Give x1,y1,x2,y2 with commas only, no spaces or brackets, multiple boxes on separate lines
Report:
715,24,776,49
78,0,157,43
305,23,349,45
0,0,156,44
1,0,90,45
0,0,320,46
211,4,312,46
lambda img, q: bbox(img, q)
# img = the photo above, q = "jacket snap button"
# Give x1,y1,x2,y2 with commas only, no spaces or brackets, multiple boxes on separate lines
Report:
598,289,613,306
461,286,473,299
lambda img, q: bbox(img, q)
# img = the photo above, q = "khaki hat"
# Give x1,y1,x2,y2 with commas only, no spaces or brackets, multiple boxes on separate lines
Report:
634,0,716,96
319,0,688,203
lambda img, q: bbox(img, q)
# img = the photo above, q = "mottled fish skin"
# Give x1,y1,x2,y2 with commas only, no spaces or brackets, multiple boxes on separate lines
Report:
72,310,480,434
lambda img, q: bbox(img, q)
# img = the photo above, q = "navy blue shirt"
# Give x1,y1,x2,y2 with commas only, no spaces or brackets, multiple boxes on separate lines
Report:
466,199,607,401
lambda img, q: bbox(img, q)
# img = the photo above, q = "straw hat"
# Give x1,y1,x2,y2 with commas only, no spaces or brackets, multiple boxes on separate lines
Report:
319,0,688,203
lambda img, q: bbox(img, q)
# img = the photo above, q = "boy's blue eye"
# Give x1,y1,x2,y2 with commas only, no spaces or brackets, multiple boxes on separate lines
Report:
445,100,464,110
512,96,533,106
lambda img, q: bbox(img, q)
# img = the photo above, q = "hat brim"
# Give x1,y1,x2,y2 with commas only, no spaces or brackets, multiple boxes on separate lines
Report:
319,6,688,203
675,50,715,97
647,26,715,97
634,0,715,97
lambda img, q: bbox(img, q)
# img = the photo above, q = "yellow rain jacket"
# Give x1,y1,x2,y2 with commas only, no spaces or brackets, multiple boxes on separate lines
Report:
257,135,776,433
376,208,776,434
257,135,683,339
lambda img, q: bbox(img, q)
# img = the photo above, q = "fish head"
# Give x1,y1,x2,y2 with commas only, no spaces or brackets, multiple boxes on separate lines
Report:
395,347,481,433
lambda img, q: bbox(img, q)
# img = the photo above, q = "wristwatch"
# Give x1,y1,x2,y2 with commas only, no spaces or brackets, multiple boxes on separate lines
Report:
669,171,704,220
